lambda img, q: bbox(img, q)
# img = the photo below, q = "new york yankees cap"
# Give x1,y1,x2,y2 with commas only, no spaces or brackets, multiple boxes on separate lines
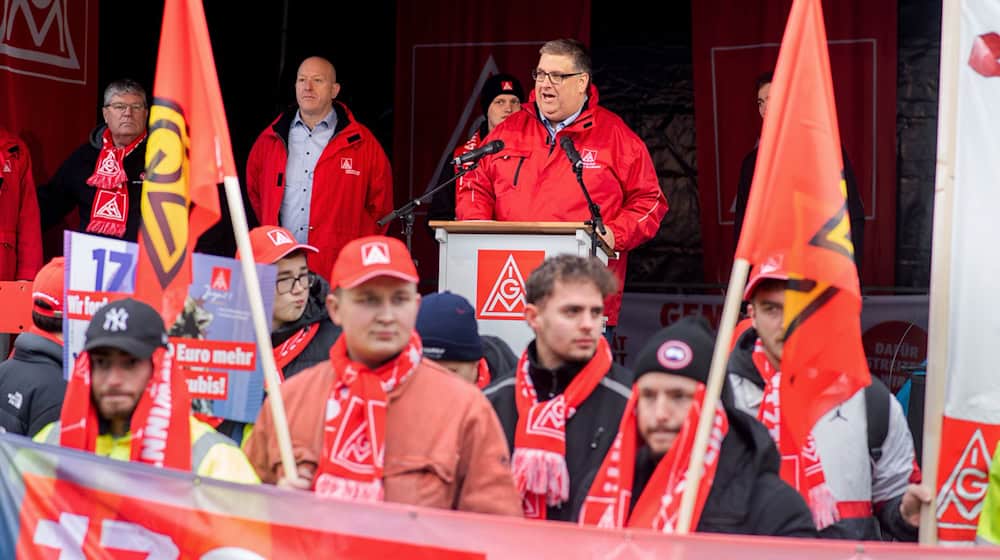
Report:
84,298,169,359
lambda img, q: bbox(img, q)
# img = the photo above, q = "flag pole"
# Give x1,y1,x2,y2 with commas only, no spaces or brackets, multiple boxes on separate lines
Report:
676,257,750,534
222,176,298,480
918,0,960,545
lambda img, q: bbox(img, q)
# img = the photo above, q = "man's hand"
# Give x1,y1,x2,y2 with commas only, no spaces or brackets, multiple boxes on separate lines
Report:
277,464,315,491
598,227,615,251
900,483,933,527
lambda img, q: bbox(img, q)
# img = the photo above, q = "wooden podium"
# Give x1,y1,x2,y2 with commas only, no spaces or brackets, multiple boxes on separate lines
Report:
430,221,613,356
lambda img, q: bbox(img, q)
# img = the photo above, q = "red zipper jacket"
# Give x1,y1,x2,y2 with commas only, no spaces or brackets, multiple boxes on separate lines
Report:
246,102,394,281
0,128,42,280
456,87,666,325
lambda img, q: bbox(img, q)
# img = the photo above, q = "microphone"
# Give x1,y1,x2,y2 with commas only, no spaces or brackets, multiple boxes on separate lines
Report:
453,140,505,165
559,136,584,171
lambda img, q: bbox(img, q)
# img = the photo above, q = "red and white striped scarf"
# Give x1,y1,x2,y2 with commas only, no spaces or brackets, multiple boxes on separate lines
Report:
512,337,611,519
753,339,839,529
314,332,422,502
59,346,191,470
85,129,145,238
579,384,727,532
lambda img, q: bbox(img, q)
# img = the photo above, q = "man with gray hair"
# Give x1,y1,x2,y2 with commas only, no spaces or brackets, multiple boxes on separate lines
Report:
39,79,150,241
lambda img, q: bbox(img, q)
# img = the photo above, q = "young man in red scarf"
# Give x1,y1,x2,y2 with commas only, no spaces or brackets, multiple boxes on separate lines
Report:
244,235,522,515
38,79,149,242
727,255,931,540
34,298,259,484
579,317,815,536
483,254,632,521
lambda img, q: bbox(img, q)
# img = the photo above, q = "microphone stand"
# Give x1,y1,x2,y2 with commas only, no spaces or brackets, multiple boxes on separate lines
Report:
571,166,607,258
376,160,481,260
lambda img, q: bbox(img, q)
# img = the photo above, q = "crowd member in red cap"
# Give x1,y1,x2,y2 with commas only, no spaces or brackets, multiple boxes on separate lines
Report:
727,254,929,540
484,254,632,522
428,73,525,222
34,298,259,483
245,235,521,515
0,258,66,436
579,317,815,537
242,225,342,381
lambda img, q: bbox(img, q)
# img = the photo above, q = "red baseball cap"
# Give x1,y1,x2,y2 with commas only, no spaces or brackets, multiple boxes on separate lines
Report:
32,257,65,318
330,235,418,290
239,226,318,264
743,253,789,301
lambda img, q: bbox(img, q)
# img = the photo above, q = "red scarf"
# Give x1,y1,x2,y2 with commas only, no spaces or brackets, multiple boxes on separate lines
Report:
273,323,321,382
475,358,491,389
314,332,423,502
85,129,145,238
512,337,611,519
580,384,728,532
59,347,192,471
753,340,839,529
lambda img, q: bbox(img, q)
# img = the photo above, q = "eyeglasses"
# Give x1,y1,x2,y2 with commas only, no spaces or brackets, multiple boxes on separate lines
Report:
276,272,314,295
105,102,147,113
531,69,586,85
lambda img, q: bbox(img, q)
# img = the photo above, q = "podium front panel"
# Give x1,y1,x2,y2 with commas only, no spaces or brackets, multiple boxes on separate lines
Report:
435,227,607,357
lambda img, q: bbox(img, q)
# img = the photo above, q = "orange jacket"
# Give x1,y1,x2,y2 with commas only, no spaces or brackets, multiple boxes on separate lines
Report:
245,102,393,281
245,356,523,517
456,87,666,325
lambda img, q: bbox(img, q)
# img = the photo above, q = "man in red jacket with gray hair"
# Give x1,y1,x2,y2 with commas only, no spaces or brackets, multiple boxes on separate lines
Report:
246,56,394,283
456,39,667,337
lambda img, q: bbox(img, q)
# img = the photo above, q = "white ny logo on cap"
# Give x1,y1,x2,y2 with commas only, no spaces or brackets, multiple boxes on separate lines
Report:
103,308,129,332
361,242,390,266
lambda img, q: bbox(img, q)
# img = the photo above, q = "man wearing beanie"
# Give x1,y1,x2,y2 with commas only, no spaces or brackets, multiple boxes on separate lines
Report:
485,254,631,522
34,298,260,484
245,235,522,516
416,291,490,387
429,73,525,222
0,258,67,436
579,316,816,537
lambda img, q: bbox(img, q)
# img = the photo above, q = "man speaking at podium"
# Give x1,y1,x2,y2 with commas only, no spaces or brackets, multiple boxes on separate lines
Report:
456,39,666,336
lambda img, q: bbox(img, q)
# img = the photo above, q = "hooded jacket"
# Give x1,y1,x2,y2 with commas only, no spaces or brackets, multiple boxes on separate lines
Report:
456,86,667,326
483,341,635,521
38,125,147,242
271,275,341,380
0,331,65,437
0,129,42,280
629,405,817,537
246,102,394,282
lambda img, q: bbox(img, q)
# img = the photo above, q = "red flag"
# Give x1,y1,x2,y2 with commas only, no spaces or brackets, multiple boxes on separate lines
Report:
134,0,234,324
734,0,870,445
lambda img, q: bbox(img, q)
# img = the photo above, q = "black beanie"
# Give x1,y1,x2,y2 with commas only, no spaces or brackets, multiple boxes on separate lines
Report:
631,316,716,385
480,73,525,116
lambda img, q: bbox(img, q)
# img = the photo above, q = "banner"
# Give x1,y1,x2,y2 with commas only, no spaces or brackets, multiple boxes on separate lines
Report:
63,231,275,422
392,0,591,287
0,0,99,185
935,0,1000,544
691,0,897,287
1,434,996,559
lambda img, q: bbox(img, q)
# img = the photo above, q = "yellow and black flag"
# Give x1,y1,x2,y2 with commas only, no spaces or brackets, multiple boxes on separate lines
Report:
135,0,234,324
735,0,871,446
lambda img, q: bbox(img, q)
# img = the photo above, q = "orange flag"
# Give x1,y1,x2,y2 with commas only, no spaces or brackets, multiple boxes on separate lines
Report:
135,0,234,324
734,0,870,445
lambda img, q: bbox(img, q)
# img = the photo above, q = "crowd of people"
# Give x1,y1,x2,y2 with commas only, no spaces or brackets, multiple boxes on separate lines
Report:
0,37,948,541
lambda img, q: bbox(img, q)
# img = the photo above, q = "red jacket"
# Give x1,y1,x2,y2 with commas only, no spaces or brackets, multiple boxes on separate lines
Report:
0,129,42,280
246,102,394,281
456,87,666,325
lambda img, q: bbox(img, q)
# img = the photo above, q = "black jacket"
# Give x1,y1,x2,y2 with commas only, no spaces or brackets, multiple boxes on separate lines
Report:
271,276,341,380
484,342,634,521
0,332,66,437
631,405,817,537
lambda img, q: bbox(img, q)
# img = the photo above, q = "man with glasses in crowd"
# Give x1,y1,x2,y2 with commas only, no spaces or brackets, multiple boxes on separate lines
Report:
456,39,666,342
39,79,150,242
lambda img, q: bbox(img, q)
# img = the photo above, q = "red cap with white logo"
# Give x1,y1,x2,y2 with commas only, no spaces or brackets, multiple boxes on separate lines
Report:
330,235,419,290
239,226,318,264
743,253,789,300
